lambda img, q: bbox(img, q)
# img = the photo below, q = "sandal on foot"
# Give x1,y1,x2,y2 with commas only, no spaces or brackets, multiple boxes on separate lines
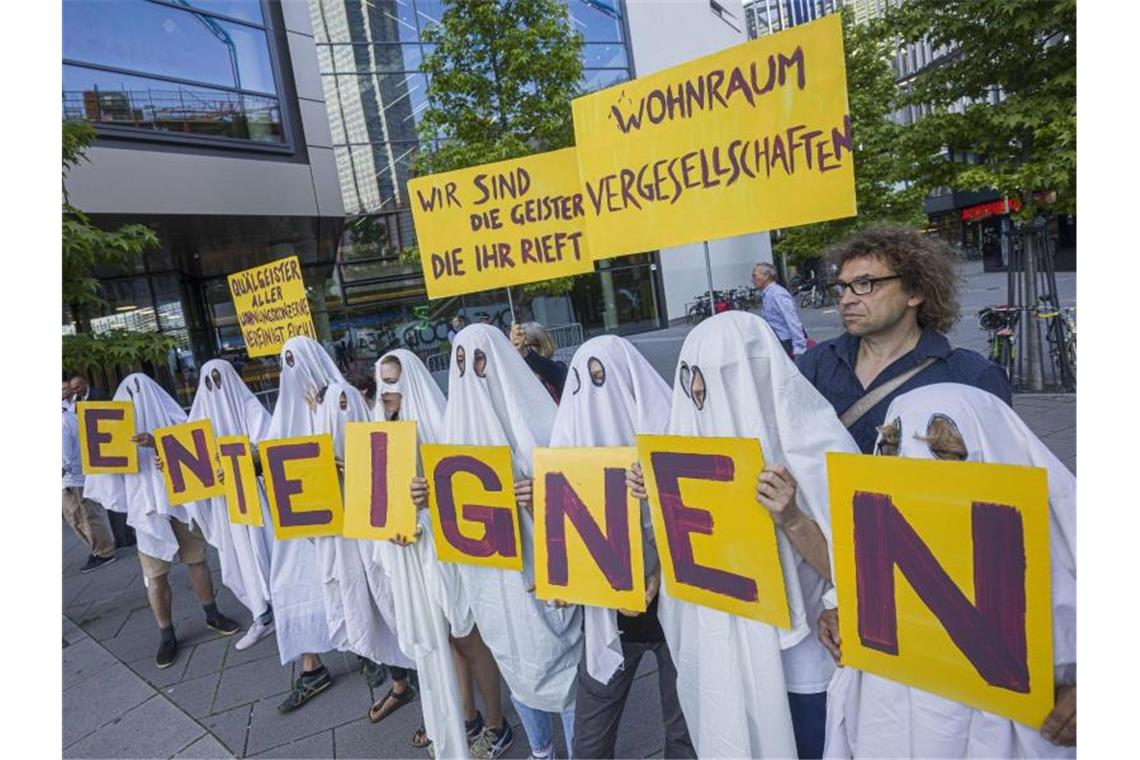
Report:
412,725,432,749
369,683,418,723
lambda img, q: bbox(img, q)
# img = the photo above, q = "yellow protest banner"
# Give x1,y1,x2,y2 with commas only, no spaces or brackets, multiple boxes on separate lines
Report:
637,434,789,626
421,444,522,571
407,148,594,299
572,15,855,259
227,255,316,358
77,401,138,474
260,435,344,539
828,452,1053,727
217,435,263,527
155,419,223,506
533,447,646,611
343,421,419,541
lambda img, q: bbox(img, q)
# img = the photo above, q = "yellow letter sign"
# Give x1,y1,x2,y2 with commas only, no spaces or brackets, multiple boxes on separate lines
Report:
217,435,263,527
260,435,343,539
343,421,418,541
77,401,138,474
533,447,646,611
828,452,1053,727
155,419,224,506
637,434,789,626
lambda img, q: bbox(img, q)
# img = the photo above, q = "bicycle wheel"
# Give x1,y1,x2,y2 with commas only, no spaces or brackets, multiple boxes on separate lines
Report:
995,339,1015,383
687,305,704,325
800,292,813,309
1056,326,1077,391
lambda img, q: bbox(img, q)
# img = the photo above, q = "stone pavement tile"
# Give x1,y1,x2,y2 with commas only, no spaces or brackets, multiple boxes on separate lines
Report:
74,603,133,641
333,710,425,758
164,671,223,719
64,694,206,760
224,629,281,668
104,625,166,661
213,655,293,714
63,615,90,645
244,672,373,756
128,647,193,688
174,733,235,759
203,703,253,757
75,559,142,604
62,661,154,748
185,637,232,681
63,573,96,608
614,670,668,759
250,729,334,759
63,637,120,691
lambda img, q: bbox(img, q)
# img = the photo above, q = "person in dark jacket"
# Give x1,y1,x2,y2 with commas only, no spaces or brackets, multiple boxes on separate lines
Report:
510,322,568,403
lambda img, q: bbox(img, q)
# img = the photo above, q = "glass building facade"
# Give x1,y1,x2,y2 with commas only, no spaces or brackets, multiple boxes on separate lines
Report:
307,0,667,372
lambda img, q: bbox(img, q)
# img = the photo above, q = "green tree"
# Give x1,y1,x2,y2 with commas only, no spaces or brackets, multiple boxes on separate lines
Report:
63,120,161,332
889,0,1076,218
775,8,926,266
887,0,1075,391
414,0,586,300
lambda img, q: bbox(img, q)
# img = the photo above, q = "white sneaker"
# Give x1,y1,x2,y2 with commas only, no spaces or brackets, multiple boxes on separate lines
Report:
235,621,274,651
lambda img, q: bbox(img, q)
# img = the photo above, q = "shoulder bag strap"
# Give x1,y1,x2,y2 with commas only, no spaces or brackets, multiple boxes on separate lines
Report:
839,356,939,429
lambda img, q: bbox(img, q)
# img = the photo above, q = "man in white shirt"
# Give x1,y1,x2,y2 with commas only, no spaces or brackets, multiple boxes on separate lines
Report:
62,400,116,573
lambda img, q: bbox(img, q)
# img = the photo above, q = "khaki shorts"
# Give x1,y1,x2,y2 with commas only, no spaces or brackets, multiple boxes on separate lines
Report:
138,518,208,580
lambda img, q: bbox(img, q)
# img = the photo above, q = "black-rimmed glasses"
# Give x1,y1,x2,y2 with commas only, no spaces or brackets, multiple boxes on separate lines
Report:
832,275,902,297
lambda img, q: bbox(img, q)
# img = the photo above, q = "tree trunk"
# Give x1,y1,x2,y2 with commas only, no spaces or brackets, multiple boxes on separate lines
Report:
1023,225,1044,392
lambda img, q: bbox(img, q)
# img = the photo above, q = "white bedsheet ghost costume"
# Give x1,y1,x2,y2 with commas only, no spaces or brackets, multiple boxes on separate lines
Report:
313,381,411,668
263,336,342,664
823,383,1076,759
187,360,273,620
442,324,583,713
373,349,468,759
83,373,204,564
549,335,671,685
659,311,860,758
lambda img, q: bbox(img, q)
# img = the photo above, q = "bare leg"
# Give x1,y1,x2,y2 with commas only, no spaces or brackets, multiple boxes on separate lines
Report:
453,626,503,728
451,639,478,722
301,653,323,672
186,561,216,604
147,573,173,628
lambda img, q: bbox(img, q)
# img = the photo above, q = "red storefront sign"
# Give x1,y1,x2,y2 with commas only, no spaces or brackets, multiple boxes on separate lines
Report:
961,198,1022,223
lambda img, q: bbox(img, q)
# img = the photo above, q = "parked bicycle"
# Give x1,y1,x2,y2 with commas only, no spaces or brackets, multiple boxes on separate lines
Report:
978,305,1022,382
797,277,835,309
686,289,737,324
1034,296,1076,392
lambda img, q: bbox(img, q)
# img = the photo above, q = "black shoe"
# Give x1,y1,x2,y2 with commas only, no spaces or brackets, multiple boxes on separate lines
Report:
206,612,241,636
277,667,334,713
79,554,116,574
156,636,178,669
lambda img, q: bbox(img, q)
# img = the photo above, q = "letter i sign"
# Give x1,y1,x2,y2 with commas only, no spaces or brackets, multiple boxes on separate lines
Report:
827,452,1054,728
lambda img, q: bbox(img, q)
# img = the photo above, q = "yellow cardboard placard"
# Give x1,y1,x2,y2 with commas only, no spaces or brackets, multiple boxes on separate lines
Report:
259,435,344,539
343,421,419,541
637,434,789,626
155,419,223,505
828,452,1053,727
421,444,522,571
227,255,316,358
407,147,594,299
77,401,138,474
217,435,263,527
533,447,646,611
572,15,855,259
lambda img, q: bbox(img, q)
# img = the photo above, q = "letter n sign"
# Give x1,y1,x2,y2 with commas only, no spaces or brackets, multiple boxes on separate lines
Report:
156,419,224,505
533,447,646,611
637,434,791,626
827,452,1054,727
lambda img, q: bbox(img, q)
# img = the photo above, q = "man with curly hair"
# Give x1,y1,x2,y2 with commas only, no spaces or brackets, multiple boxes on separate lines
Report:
792,226,1012,758
797,224,1012,455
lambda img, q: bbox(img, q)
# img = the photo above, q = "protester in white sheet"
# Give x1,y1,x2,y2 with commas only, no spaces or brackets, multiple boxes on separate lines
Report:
821,383,1077,757
629,311,861,758
264,337,341,713
314,380,417,721
83,373,241,670
549,336,696,759
438,324,582,760
373,350,469,758
187,360,275,650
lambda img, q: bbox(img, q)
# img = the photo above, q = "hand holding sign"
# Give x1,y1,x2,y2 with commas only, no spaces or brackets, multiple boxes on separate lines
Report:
818,608,841,664
626,461,647,501
1041,686,1076,746
514,479,534,516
